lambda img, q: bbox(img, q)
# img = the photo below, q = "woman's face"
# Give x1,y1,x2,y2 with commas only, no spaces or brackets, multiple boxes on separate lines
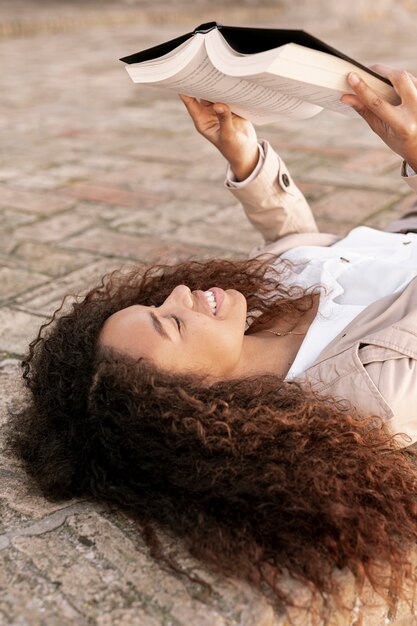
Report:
100,285,248,380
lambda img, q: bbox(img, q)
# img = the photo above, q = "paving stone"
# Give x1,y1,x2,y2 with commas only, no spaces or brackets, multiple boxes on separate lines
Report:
0,548,84,626
127,133,220,163
296,181,335,203
166,211,262,253
16,258,120,317
311,188,400,224
0,184,75,215
11,172,72,191
0,208,36,230
12,520,192,624
0,307,45,355
12,209,96,243
300,164,405,192
277,142,357,159
92,161,187,188
0,167,21,182
66,512,193,601
170,603,228,625
132,177,235,207
0,233,16,256
112,199,226,235
12,241,97,277
343,149,402,174
344,192,417,231
73,201,138,222
62,511,284,626
0,469,85,534
61,182,166,209
0,266,48,302
104,511,284,622
13,532,118,616
0,359,22,431
315,217,364,237
96,609,163,626
64,227,217,263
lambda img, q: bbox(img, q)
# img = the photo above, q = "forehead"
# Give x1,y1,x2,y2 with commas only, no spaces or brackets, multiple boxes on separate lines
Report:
99,304,164,358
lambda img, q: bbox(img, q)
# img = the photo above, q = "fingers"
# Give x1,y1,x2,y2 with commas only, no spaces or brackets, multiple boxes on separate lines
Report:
179,94,209,127
212,103,237,136
370,65,417,104
371,64,417,89
179,94,199,116
179,94,222,116
340,93,367,114
179,94,206,111
344,72,400,127
179,95,239,140
340,92,387,137
179,94,193,103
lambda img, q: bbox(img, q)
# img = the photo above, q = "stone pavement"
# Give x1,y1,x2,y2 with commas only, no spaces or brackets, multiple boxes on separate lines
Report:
1,2,417,625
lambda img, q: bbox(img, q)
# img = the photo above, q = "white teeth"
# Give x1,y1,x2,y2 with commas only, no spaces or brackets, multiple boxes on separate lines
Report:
204,290,217,314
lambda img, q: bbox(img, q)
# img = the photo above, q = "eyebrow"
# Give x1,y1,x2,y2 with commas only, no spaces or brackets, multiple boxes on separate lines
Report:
150,311,172,341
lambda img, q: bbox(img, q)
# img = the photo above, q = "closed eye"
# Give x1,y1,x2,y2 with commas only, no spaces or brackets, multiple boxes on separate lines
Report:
172,315,182,332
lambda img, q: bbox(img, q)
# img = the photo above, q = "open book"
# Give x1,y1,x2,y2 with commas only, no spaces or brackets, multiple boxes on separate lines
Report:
120,22,399,125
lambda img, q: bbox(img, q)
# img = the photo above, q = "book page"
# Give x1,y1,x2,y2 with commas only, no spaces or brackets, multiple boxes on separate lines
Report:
124,34,207,82
204,31,397,116
126,44,322,123
243,73,358,116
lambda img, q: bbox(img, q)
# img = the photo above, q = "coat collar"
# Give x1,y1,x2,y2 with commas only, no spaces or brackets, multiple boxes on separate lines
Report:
305,275,417,370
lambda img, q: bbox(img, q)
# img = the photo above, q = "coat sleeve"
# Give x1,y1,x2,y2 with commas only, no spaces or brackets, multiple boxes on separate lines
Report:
360,345,417,446
225,140,319,244
403,175,417,193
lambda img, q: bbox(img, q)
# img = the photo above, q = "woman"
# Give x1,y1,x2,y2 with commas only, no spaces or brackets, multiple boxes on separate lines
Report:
8,67,417,619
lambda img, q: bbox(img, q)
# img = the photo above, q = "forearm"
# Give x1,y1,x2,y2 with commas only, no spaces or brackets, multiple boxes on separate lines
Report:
226,141,318,243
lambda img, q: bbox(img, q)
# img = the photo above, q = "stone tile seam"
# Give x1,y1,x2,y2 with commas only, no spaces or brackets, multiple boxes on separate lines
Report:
0,306,48,322
0,500,105,551
298,177,408,193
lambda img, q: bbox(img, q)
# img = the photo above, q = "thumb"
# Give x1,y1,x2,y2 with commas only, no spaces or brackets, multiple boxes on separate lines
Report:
213,103,234,132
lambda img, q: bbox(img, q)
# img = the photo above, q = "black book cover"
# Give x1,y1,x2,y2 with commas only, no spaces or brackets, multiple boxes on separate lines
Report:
120,22,391,86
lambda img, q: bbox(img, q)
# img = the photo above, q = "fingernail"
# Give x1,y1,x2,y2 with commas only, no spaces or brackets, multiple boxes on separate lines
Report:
348,72,360,86
213,105,224,114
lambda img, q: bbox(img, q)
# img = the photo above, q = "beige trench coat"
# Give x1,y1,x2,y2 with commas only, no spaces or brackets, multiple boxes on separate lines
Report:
228,142,417,444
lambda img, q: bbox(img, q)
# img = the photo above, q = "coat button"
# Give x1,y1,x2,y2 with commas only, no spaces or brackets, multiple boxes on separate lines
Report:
282,173,290,187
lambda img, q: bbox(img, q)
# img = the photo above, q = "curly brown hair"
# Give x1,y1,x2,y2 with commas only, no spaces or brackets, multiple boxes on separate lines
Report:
7,257,417,618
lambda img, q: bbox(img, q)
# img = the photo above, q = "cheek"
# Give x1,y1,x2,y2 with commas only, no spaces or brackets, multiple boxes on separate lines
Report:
206,321,243,362
188,321,235,359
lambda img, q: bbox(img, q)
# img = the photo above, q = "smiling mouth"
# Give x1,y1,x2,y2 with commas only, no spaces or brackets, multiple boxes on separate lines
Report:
203,290,217,315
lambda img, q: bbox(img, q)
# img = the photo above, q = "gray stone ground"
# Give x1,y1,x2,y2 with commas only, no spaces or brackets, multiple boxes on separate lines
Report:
1,1,417,624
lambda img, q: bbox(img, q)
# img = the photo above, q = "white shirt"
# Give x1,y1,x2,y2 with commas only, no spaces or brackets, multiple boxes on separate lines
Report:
280,227,417,378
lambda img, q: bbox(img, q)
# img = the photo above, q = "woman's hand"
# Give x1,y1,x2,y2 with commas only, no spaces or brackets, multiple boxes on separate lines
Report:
341,66,417,172
180,95,259,181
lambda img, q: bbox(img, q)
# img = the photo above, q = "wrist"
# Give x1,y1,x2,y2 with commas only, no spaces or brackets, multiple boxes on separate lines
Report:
228,145,260,182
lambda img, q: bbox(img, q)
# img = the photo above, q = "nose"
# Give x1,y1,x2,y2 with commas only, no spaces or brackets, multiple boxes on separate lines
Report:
162,285,194,309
